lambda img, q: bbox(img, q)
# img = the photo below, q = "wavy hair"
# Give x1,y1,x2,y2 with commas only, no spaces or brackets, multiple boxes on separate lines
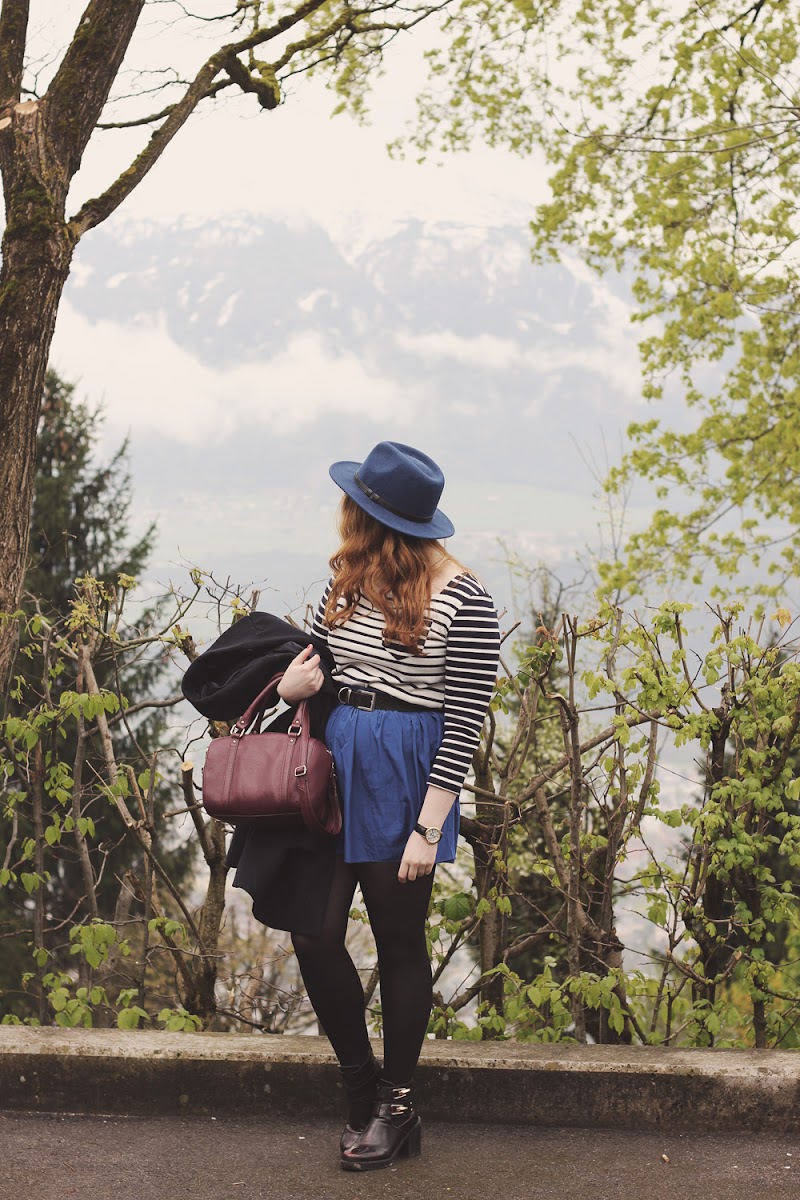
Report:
324,495,464,653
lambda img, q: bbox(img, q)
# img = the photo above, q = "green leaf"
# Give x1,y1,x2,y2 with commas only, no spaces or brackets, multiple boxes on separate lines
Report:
608,1005,625,1036
49,988,69,1013
117,1006,149,1030
442,892,473,921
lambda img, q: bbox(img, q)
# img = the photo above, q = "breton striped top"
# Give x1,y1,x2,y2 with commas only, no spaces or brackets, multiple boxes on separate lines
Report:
312,572,501,795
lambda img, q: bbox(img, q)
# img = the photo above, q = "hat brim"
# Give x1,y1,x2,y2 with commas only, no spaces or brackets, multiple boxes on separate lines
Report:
329,460,455,540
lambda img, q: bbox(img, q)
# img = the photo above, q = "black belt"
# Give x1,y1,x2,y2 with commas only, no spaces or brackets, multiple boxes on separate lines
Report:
336,685,431,714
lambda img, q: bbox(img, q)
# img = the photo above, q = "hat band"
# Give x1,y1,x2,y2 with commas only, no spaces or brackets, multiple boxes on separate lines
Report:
354,472,434,524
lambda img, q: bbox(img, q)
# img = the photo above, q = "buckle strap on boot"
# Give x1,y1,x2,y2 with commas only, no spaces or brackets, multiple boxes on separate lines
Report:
387,1085,411,1118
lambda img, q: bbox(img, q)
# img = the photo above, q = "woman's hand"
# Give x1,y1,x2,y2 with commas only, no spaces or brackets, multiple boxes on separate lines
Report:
398,830,437,883
277,644,324,705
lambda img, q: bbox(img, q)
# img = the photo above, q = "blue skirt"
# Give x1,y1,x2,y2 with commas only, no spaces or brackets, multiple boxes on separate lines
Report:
324,704,458,864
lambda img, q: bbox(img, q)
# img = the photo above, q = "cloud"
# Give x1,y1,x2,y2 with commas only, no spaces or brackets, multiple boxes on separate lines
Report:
396,331,522,371
50,301,416,445
395,322,643,406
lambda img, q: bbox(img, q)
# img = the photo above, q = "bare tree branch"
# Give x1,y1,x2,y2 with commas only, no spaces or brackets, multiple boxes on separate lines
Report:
68,0,328,236
96,79,232,129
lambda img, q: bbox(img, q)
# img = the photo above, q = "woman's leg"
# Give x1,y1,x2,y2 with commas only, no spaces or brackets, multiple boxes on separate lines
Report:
291,855,371,1067
357,862,435,1085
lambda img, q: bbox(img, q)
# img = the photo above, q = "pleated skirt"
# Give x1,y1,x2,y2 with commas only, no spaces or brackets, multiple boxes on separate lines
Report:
324,703,458,864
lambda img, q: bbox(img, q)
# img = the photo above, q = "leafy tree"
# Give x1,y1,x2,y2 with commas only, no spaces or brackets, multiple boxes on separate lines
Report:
436,598,800,1048
404,1,800,596
490,569,578,984
407,0,800,1039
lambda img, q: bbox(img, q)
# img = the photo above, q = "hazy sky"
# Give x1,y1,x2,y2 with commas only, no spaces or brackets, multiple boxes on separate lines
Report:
33,2,651,619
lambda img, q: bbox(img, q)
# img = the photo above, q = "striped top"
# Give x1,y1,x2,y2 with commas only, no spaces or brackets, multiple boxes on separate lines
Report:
312,572,501,795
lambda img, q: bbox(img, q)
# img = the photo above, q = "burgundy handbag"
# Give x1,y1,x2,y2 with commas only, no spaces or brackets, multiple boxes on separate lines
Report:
201,672,341,835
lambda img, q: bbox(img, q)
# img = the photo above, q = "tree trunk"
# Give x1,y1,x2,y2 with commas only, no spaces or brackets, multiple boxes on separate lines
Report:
474,830,508,1023
0,100,74,693
471,746,507,1022
30,741,47,1023
186,818,229,1026
753,997,767,1049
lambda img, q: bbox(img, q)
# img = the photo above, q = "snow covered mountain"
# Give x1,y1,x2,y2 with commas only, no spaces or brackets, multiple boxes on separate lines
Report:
53,214,644,611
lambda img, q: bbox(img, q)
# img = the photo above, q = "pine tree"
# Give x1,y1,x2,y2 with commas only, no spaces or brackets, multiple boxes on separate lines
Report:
25,371,154,613
0,370,194,1017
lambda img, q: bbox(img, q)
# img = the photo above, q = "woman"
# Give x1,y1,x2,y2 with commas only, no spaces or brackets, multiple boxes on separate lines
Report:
278,441,500,1172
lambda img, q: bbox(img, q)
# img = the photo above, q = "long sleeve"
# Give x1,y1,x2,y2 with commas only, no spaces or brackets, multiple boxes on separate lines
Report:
311,579,332,644
426,584,500,794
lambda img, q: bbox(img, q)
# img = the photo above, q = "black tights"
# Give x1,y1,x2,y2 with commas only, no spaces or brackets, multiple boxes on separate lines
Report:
292,857,434,1086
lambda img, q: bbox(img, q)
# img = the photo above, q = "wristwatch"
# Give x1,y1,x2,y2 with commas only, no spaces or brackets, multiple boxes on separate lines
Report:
414,822,442,845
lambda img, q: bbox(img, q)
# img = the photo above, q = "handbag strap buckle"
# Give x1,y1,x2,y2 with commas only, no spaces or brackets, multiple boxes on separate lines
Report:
294,765,307,777
230,722,245,739
287,721,303,738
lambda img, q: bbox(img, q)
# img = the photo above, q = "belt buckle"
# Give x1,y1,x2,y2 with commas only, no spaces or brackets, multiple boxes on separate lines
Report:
339,685,376,711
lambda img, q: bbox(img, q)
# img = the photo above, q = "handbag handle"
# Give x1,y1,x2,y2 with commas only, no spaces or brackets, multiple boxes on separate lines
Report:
232,672,285,735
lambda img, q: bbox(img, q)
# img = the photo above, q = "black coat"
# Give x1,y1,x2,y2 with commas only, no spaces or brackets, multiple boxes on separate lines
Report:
181,612,338,937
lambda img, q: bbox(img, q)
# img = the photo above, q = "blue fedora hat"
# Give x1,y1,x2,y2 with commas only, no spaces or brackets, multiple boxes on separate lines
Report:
329,441,454,539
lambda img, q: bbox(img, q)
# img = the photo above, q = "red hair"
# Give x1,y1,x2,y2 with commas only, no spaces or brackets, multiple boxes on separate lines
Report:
324,496,461,652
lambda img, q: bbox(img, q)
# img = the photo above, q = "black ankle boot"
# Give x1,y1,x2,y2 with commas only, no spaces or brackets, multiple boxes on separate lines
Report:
340,1078,421,1171
338,1050,381,1155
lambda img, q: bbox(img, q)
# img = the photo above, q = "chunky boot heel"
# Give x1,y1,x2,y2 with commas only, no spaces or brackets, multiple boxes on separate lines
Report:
340,1080,421,1172
401,1121,422,1159
338,1050,381,1156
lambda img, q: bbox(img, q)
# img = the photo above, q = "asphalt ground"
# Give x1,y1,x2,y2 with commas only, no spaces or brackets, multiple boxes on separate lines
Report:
1,1112,798,1200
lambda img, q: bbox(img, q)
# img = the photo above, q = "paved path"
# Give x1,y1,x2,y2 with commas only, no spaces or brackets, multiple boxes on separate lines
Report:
2,1112,798,1200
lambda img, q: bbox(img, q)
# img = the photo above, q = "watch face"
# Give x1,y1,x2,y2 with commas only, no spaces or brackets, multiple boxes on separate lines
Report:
425,828,441,844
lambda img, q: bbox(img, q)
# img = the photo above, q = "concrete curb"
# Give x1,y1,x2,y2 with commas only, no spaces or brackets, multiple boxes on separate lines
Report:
1,1028,798,1132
